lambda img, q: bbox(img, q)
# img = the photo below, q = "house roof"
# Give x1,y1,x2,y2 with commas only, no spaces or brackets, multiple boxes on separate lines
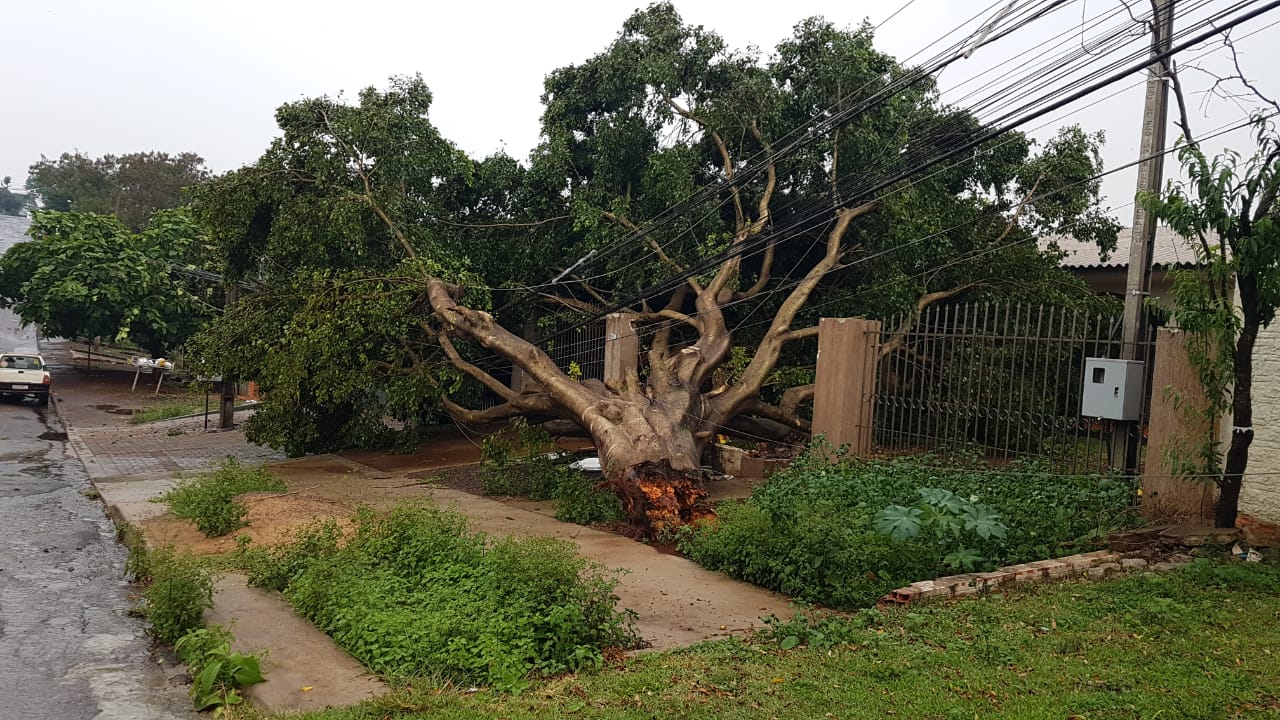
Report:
1040,226,1210,269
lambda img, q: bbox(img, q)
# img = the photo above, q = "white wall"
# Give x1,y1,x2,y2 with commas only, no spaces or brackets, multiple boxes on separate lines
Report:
1242,320,1280,534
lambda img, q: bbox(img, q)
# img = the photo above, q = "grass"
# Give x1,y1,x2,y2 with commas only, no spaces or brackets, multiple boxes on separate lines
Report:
240,558,1280,719
156,458,286,536
128,400,202,424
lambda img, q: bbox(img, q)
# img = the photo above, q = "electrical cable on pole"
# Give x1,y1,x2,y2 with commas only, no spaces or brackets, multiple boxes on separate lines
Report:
1117,0,1174,474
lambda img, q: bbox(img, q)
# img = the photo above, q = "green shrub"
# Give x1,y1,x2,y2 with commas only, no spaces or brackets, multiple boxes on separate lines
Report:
139,547,215,643
157,458,286,537
115,521,153,581
479,419,563,499
551,474,625,525
681,500,934,608
174,625,265,712
682,450,1138,609
481,419,623,525
237,519,344,592
247,503,639,691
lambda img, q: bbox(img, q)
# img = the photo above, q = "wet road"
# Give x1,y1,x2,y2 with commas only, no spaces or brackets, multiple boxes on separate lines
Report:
0,215,192,719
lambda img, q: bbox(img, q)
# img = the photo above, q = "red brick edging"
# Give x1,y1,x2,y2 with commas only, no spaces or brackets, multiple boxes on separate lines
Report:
880,550,1191,606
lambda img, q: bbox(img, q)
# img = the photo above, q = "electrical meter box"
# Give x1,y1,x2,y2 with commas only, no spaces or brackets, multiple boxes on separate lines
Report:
1081,358,1145,420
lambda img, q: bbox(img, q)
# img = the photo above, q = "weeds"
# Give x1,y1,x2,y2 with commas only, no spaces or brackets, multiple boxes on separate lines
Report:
242,503,640,691
480,419,622,525
137,546,215,644
681,450,1138,609
129,401,202,424
157,458,286,536
175,625,266,713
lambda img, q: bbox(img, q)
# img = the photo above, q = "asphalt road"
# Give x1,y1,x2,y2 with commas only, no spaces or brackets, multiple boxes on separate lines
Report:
0,215,193,719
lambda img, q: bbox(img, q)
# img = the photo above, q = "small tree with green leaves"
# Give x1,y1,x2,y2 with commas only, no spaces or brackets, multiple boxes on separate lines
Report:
1142,115,1279,528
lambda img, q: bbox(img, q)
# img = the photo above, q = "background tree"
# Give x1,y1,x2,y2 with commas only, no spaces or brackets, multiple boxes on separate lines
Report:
0,208,217,355
190,8,1118,529
26,151,209,230
0,175,25,215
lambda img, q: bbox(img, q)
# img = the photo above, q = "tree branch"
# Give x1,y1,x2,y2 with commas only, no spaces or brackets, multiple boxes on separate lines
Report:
427,279,599,419
602,209,702,294
434,215,572,229
878,286,977,359
536,292,601,314
317,110,422,266
662,95,746,232
710,200,879,418
442,394,562,426
436,332,517,401
779,384,815,418
744,398,811,433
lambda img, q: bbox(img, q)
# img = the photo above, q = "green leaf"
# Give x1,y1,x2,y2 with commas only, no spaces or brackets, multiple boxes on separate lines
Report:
229,655,265,686
874,505,923,542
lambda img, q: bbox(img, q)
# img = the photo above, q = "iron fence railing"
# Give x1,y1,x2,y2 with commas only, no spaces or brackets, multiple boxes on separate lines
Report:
872,301,1154,473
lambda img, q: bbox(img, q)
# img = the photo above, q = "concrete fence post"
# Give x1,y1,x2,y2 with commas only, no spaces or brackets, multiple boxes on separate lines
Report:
511,320,540,395
812,318,882,458
1142,327,1218,522
604,313,640,390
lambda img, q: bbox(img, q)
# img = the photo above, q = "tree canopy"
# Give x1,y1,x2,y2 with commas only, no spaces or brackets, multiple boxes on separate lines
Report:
185,75,482,454
0,208,217,356
188,5,1119,487
0,176,25,216
26,151,209,230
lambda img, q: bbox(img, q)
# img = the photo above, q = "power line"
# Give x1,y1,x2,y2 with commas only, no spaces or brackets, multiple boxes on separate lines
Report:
523,0,1276,353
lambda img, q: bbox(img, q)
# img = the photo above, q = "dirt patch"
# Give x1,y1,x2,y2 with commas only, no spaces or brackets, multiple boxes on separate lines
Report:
141,495,354,554
269,456,358,475
410,463,486,495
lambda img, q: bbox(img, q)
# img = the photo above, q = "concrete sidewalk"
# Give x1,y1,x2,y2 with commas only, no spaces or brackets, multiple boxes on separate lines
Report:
59,394,794,712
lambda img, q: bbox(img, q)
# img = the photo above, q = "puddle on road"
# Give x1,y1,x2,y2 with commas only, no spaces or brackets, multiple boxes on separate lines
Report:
38,431,68,441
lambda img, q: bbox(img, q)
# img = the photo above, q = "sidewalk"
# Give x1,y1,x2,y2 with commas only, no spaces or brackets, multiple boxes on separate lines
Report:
57,383,794,712
69,416,283,480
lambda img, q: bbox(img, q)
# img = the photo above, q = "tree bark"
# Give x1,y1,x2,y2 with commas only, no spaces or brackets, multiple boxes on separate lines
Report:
423,196,879,533
1219,273,1259,528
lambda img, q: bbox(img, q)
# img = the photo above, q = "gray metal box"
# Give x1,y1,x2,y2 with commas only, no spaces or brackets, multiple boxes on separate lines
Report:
1081,358,1145,420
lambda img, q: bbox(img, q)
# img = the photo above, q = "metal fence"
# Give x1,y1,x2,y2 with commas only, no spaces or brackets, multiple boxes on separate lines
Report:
540,317,606,381
871,301,1154,473
474,316,606,409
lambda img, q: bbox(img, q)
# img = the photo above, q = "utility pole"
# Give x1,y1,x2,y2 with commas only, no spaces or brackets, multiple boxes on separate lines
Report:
1118,0,1174,473
219,285,238,429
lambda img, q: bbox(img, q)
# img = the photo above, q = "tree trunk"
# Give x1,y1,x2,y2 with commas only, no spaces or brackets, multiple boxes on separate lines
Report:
1218,275,1259,528
591,392,712,535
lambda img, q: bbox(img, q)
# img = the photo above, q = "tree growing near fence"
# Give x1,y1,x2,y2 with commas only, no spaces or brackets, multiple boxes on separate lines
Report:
1135,30,1280,528
190,7,1118,531
1142,110,1279,528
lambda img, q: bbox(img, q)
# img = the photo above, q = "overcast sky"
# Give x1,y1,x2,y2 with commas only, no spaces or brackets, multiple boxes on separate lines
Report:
3,0,1278,222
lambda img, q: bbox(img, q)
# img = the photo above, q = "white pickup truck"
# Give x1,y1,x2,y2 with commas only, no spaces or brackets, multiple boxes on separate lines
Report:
0,352,51,406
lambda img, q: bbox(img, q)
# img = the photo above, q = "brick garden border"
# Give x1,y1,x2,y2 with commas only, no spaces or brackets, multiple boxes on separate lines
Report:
880,549,1194,606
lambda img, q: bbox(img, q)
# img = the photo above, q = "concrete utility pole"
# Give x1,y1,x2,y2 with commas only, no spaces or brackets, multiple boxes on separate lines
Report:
1118,0,1174,472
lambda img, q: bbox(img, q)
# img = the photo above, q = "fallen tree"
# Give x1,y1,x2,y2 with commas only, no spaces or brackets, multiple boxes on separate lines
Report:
190,8,1118,532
